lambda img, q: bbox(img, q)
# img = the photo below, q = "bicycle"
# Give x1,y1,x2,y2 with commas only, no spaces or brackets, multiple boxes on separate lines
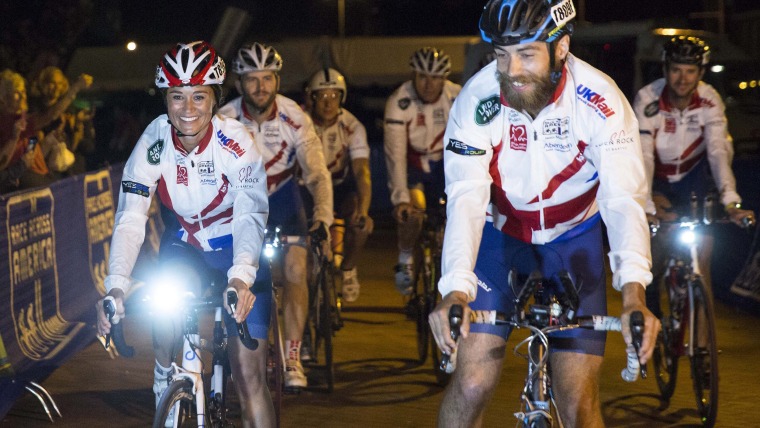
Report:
441,270,645,428
648,193,753,427
303,225,343,392
404,196,448,384
104,282,259,428
266,225,343,393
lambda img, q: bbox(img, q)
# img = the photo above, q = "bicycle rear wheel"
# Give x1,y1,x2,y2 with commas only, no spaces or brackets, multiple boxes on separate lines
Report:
689,277,719,427
653,267,682,401
153,379,206,428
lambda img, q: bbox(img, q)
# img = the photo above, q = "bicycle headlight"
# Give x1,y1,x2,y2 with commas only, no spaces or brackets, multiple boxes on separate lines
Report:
677,227,698,245
145,270,190,316
264,243,276,259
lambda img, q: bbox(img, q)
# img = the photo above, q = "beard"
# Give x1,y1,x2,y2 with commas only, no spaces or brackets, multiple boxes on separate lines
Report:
497,66,560,116
244,91,276,114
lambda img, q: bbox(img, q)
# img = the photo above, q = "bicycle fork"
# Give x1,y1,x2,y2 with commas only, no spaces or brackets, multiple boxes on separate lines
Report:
516,339,556,426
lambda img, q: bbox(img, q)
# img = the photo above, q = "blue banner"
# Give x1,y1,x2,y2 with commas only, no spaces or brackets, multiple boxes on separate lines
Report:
0,164,162,418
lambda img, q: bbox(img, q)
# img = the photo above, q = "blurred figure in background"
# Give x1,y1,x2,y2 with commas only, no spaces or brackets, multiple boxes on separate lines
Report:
383,47,461,294
304,67,373,302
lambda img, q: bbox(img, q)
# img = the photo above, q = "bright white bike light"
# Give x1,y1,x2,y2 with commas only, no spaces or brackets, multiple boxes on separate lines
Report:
264,243,275,259
679,229,697,244
146,270,189,315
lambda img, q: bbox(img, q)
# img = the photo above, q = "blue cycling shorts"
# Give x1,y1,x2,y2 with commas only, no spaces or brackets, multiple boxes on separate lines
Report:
268,179,309,237
159,237,272,340
408,159,446,219
471,215,607,356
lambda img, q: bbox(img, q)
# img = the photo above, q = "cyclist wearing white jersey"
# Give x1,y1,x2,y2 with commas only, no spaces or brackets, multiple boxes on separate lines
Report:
384,47,461,294
305,68,373,302
428,1,660,426
218,42,333,391
633,36,754,316
95,41,274,426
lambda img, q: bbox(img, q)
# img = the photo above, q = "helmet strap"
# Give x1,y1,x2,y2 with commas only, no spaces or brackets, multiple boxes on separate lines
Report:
548,41,562,84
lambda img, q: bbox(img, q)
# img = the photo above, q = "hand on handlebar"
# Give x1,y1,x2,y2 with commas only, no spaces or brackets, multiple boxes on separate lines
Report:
224,278,255,323
429,291,470,356
96,288,125,337
726,207,755,229
393,203,414,223
309,220,333,261
621,283,661,366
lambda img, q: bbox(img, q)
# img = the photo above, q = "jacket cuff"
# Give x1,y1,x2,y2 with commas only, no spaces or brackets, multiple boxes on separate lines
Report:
438,270,478,302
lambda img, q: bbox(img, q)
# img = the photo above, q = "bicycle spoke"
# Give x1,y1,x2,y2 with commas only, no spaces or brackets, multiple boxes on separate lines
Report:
653,266,682,401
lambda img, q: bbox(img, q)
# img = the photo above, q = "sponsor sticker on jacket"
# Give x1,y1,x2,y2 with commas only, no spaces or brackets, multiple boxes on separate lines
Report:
147,139,164,165
122,180,150,197
446,139,486,156
475,95,501,125
510,124,528,151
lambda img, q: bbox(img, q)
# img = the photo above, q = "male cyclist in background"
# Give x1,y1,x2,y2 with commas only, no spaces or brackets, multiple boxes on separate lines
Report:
428,1,660,426
384,47,461,295
219,42,333,391
304,68,373,302
95,41,274,426
633,36,755,316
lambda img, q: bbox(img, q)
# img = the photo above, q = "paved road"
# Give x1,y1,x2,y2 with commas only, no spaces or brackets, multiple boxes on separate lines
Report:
3,228,759,427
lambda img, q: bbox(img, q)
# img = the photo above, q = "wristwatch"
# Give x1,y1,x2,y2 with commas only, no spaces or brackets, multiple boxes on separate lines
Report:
725,202,742,211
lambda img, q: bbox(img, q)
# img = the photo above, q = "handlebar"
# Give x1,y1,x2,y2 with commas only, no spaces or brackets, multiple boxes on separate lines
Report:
225,289,259,351
630,311,647,379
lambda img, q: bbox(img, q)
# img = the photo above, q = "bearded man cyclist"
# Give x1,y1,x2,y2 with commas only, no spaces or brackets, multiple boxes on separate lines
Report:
428,1,660,426
384,47,461,295
633,35,755,317
95,41,274,426
218,42,333,391
304,68,373,302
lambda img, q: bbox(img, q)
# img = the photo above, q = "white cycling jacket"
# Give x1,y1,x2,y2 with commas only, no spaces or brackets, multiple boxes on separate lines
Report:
383,80,461,206
439,56,652,302
219,95,333,226
313,109,370,186
104,114,269,295
633,78,741,210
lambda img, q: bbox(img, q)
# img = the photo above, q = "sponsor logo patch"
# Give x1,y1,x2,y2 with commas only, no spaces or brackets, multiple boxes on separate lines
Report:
475,95,501,125
238,165,262,188
644,101,659,117
398,98,411,110
509,124,528,151
217,130,246,158
279,112,302,131
122,180,150,197
576,85,615,118
542,117,570,138
664,117,676,133
147,139,164,165
600,129,636,152
198,161,215,176
176,165,188,186
446,139,486,156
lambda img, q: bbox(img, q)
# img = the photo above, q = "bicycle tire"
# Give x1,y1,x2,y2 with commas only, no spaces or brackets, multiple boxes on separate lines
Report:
321,264,336,392
153,378,207,428
690,277,719,427
653,266,682,401
268,291,284,427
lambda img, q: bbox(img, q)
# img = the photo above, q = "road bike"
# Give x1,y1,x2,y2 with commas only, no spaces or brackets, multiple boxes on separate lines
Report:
404,197,449,384
441,270,645,428
104,282,260,428
648,193,753,427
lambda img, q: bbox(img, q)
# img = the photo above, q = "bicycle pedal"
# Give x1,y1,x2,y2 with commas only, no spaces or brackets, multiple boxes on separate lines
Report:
284,386,303,395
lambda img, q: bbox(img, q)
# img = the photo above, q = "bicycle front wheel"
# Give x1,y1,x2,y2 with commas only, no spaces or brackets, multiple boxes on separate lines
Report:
314,263,336,392
653,267,682,401
153,379,207,428
689,277,719,427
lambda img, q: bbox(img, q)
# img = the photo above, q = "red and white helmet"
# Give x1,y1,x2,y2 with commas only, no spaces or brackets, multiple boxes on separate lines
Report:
155,41,226,88
409,47,451,77
306,68,347,103
232,42,283,74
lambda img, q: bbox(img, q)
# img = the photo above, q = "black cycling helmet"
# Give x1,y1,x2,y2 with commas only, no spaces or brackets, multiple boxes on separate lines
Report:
662,36,710,67
479,0,576,46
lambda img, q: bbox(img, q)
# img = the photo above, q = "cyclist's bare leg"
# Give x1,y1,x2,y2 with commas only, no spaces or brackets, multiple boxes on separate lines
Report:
228,337,275,427
282,245,309,342
549,352,603,428
396,188,425,260
438,332,506,428
340,196,369,271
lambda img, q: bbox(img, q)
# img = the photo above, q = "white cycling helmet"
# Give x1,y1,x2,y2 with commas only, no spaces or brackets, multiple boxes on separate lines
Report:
409,47,451,77
306,68,347,103
232,42,283,74
155,41,225,88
